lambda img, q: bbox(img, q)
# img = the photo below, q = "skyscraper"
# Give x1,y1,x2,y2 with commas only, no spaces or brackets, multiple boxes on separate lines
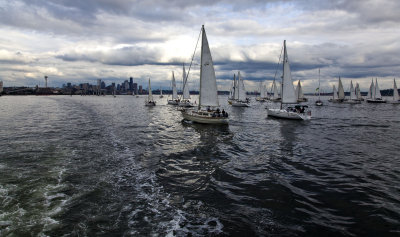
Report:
129,77,133,92
133,83,138,95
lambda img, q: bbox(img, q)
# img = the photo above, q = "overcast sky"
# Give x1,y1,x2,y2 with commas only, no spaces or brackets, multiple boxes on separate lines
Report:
1,0,399,92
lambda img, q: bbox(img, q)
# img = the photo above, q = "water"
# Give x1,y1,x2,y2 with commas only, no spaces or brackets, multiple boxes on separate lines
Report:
0,95,399,236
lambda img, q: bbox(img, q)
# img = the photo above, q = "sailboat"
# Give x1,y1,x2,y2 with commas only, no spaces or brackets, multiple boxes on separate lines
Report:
355,83,363,101
295,80,307,102
270,79,281,101
328,85,338,102
228,74,236,104
367,78,386,103
231,71,250,107
343,80,361,104
386,78,400,104
266,40,311,120
315,69,323,106
178,64,194,107
145,78,156,106
182,25,228,124
256,81,267,102
159,86,164,98
167,72,180,105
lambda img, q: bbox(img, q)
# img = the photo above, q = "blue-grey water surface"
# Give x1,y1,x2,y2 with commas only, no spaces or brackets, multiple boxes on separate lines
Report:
0,95,399,236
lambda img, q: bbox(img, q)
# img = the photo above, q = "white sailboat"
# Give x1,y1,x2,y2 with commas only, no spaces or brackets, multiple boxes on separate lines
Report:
178,64,194,107
315,68,323,106
231,71,250,107
167,71,180,105
367,78,386,103
266,40,311,120
387,78,400,104
328,85,338,102
270,79,281,101
295,80,307,102
228,74,236,104
145,78,156,106
355,83,363,101
367,79,373,99
159,86,164,98
182,25,228,124
256,81,267,102
343,80,361,104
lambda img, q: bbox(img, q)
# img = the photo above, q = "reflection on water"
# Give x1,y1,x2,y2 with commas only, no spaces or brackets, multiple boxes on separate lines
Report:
0,95,399,236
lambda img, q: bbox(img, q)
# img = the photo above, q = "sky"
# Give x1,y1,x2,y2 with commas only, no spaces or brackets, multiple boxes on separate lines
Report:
0,0,399,93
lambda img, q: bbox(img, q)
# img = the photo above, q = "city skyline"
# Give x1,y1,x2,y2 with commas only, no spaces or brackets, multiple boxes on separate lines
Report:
0,0,399,93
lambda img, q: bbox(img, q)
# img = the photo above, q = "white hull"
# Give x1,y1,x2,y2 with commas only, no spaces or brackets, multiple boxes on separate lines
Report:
167,100,179,105
182,110,228,124
231,100,250,107
178,101,195,107
267,108,311,120
342,100,361,104
315,100,323,106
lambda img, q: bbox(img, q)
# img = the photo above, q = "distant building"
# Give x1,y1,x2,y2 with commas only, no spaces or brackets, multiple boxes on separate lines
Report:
101,81,106,89
139,85,143,94
129,77,133,92
0,81,3,93
133,83,138,95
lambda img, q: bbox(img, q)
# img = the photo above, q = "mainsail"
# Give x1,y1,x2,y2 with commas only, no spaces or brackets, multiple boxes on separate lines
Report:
393,79,399,101
338,77,345,100
199,25,219,107
333,85,338,100
350,81,356,100
172,72,178,100
182,64,190,100
374,78,382,99
281,40,297,104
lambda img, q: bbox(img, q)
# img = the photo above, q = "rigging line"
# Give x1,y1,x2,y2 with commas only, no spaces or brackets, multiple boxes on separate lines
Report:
185,27,202,84
273,44,284,82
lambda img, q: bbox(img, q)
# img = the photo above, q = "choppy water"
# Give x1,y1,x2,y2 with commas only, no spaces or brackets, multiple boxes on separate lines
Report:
0,95,399,236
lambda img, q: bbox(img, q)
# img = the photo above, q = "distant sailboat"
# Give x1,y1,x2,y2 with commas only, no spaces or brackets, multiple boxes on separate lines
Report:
228,74,236,104
145,78,156,106
386,78,400,104
343,80,361,104
182,25,228,124
178,64,194,107
159,86,164,98
295,80,307,102
231,71,250,107
270,79,281,101
266,40,311,120
367,78,386,103
315,69,323,106
167,72,179,105
256,81,267,102
355,83,363,101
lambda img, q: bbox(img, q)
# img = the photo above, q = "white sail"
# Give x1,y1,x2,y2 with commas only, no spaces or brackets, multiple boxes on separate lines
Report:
393,79,399,101
295,80,304,100
375,78,382,99
259,82,266,98
356,83,362,99
236,71,246,101
234,73,239,100
332,85,338,100
229,74,235,99
272,80,279,99
281,40,297,104
350,81,356,100
367,79,374,99
199,25,219,107
182,64,190,100
338,77,345,100
172,72,178,100
148,78,153,101
160,87,162,96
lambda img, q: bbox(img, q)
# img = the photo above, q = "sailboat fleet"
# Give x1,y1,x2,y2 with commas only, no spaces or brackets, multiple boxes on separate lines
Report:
136,25,397,123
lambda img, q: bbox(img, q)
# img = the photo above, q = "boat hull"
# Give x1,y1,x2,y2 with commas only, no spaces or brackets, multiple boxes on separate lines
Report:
366,99,386,103
145,101,156,106
315,100,323,106
342,100,361,104
178,101,195,107
231,101,250,107
182,110,228,124
267,108,311,120
167,100,179,105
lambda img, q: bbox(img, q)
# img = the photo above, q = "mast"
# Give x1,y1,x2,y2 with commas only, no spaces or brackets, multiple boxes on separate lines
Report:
318,68,321,99
281,41,285,109
198,25,204,109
